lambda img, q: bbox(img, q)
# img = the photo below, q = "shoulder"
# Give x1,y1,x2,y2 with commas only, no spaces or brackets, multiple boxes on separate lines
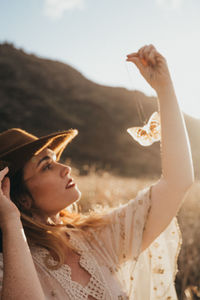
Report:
105,184,152,222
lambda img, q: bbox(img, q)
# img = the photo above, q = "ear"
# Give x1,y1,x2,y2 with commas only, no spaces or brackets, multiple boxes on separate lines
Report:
19,195,32,210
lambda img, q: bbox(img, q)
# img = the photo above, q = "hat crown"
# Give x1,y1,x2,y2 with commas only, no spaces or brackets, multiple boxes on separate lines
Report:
0,128,37,157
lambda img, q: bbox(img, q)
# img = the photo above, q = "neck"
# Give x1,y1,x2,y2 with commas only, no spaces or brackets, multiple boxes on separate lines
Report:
32,212,63,225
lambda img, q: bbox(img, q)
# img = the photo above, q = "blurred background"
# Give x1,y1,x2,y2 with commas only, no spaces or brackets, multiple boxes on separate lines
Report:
0,0,200,298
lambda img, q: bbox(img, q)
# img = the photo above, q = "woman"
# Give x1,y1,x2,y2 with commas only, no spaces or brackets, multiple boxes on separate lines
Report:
0,45,194,300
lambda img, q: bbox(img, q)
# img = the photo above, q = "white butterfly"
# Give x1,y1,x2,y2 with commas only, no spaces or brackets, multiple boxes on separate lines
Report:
127,111,161,146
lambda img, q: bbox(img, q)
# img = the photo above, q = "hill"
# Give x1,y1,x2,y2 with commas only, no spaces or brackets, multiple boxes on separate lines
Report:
1,42,200,178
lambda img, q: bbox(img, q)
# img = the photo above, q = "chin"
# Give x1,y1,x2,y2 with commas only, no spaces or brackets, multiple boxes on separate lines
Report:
68,188,81,205
64,194,82,213
74,185,82,199
75,189,82,202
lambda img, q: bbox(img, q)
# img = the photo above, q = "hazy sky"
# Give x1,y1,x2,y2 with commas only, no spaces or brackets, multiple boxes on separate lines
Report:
0,0,200,118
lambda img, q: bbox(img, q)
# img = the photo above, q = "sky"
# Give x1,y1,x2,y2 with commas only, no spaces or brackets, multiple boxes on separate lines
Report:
0,0,200,118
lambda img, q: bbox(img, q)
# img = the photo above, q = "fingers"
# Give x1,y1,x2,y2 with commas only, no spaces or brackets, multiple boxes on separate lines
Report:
147,49,157,66
155,53,166,66
0,167,10,197
2,176,10,199
0,167,9,181
126,44,162,68
138,44,156,66
126,55,144,69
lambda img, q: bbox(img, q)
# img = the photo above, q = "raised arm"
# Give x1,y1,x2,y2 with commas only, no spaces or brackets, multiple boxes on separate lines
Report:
0,167,45,300
126,44,194,251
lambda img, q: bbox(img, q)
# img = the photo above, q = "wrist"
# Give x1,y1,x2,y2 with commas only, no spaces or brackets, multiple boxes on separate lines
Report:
1,216,23,233
155,81,175,98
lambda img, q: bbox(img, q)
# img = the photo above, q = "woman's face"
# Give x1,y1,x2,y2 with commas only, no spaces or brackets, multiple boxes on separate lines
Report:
23,148,81,219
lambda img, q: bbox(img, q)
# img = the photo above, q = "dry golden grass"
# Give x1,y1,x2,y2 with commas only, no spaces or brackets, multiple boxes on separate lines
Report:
177,181,200,299
71,164,155,211
70,164,200,300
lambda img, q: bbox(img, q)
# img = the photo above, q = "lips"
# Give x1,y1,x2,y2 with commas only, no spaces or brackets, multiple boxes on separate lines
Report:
65,178,75,189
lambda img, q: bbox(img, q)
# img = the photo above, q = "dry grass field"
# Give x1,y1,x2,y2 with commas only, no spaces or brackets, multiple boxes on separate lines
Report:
70,163,200,300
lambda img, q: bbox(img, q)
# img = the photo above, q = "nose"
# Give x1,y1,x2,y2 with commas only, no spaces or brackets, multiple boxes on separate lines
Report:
60,164,71,178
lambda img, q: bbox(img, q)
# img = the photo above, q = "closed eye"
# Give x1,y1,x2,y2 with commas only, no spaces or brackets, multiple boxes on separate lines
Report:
42,162,53,171
41,160,53,171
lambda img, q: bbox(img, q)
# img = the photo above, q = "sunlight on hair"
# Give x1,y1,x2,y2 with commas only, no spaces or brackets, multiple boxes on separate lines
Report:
156,0,183,9
44,0,85,19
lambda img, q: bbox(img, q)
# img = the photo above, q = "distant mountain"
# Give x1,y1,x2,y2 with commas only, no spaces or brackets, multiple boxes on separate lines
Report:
1,42,200,178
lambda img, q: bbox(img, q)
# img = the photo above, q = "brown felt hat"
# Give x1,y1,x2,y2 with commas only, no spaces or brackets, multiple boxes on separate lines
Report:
0,128,78,177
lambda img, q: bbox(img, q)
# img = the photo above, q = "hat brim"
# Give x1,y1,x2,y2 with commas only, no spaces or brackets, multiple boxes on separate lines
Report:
1,129,78,177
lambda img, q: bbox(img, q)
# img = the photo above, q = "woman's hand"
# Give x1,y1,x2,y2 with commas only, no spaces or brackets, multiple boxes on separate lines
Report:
126,44,173,94
0,167,46,300
0,167,20,228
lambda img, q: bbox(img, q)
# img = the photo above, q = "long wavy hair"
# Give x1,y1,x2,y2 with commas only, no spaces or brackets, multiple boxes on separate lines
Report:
9,168,110,270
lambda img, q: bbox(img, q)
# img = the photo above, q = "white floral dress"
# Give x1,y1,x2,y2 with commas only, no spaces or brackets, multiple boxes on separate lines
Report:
0,185,181,299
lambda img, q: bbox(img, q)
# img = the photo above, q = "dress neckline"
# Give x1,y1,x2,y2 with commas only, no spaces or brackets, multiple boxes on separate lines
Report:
31,229,112,300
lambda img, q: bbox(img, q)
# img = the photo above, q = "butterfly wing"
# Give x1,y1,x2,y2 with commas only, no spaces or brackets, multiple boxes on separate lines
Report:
127,111,161,146
127,126,154,146
148,111,161,141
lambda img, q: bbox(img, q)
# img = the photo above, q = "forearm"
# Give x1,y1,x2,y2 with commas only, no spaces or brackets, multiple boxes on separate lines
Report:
1,219,45,300
157,83,194,189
